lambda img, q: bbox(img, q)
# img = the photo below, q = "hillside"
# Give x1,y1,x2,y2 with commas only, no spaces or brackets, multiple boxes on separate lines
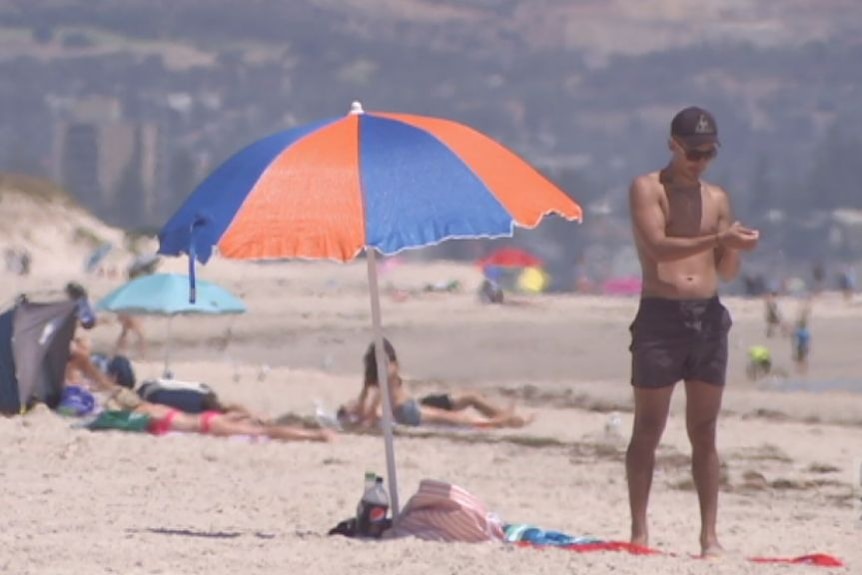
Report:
0,0,860,258
3,0,860,61
0,173,137,277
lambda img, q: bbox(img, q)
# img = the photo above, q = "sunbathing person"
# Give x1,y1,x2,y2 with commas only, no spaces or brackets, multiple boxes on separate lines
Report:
66,345,333,442
68,335,265,420
341,338,534,429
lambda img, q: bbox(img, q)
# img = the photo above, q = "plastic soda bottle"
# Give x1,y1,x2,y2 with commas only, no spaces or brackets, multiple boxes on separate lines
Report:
357,475,390,538
356,471,376,526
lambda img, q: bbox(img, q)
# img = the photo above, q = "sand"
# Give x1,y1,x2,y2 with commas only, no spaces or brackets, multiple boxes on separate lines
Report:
0,254,862,575
0,249,860,575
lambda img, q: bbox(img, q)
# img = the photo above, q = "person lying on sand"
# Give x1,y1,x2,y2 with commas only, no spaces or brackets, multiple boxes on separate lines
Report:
68,335,264,422
66,343,333,442
339,338,534,430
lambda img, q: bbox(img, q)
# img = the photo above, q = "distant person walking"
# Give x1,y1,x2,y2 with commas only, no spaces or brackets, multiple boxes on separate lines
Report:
114,260,153,358
838,265,856,303
791,297,813,374
811,261,825,295
763,290,784,338
115,313,147,358
625,107,759,557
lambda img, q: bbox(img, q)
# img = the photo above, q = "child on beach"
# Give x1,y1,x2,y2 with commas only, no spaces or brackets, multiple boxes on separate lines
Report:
746,345,772,381
341,338,534,430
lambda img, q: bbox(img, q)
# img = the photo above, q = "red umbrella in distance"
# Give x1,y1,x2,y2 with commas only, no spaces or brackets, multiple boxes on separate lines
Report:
478,247,543,269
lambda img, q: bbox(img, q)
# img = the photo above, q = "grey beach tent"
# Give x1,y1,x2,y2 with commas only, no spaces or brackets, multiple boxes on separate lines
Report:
0,297,79,415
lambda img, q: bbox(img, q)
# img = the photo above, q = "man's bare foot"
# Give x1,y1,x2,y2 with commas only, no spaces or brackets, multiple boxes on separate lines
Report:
315,428,338,442
630,532,648,549
701,539,725,558
473,413,525,429
510,412,537,428
487,410,536,429
504,400,537,427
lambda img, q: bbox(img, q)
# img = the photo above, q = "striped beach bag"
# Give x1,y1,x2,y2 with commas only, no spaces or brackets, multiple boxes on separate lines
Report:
385,479,504,542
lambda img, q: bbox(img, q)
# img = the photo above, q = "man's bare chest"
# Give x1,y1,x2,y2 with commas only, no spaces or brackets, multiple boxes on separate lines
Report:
661,187,719,238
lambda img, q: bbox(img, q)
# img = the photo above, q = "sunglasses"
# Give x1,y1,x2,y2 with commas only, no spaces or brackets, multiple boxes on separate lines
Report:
683,146,718,162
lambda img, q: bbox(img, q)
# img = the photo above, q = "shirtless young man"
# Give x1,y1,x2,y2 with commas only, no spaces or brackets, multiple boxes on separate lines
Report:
626,107,759,556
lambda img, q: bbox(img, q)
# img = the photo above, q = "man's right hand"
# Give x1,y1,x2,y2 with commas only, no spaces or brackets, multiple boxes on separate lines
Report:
719,221,759,251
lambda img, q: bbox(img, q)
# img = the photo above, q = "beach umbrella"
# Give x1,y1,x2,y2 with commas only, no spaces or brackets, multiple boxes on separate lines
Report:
97,272,246,375
517,267,550,294
157,101,582,515
477,247,544,269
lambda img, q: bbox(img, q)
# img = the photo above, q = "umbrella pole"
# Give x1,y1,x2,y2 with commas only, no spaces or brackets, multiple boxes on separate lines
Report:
164,316,173,378
365,249,401,517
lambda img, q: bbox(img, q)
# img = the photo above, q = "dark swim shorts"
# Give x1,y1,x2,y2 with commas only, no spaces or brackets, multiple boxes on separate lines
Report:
629,296,732,388
419,394,454,411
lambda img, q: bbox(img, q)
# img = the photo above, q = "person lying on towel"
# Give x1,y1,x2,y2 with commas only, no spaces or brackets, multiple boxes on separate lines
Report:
339,338,534,430
69,335,263,422
65,344,334,442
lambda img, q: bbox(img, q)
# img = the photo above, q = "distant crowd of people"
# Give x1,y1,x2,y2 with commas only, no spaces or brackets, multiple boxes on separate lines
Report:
742,262,856,301
745,262,856,379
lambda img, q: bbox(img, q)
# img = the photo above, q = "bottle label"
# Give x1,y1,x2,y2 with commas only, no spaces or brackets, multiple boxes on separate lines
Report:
369,506,387,522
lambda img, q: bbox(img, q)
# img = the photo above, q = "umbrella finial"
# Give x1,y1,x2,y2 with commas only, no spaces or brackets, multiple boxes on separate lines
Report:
349,101,365,115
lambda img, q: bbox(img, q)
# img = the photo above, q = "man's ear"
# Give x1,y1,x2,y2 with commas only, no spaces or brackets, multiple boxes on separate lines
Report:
667,138,675,152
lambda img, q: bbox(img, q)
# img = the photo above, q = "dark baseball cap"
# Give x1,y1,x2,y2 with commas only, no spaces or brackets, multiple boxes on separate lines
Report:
670,106,720,148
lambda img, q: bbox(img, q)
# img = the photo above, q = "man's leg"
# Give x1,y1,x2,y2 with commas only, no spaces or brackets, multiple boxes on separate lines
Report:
115,315,131,354
626,385,675,547
449,392,508,418
683,379,724,557
417,404,476,426
265,424,334,442
130,317,147,357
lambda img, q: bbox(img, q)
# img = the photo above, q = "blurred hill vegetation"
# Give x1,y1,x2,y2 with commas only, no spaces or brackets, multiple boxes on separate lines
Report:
0,0,861,270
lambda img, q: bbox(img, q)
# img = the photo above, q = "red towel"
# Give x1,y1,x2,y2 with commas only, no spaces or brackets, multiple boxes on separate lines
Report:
526,540,844,567
749,554,844,567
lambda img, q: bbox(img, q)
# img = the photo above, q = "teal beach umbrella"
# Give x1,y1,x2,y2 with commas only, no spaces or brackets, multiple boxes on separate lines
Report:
97,273,246,374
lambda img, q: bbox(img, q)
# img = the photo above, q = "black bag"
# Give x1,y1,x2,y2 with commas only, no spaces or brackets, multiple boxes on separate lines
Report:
137,379,217,413
327,517,392,538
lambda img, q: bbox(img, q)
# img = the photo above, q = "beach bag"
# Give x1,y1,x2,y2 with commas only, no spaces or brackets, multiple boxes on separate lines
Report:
138,378,216,414
384,479,504,542
86,410,152,433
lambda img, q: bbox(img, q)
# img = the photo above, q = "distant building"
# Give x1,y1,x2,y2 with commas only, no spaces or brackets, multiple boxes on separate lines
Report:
51,96,162,226
828,209,862,257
